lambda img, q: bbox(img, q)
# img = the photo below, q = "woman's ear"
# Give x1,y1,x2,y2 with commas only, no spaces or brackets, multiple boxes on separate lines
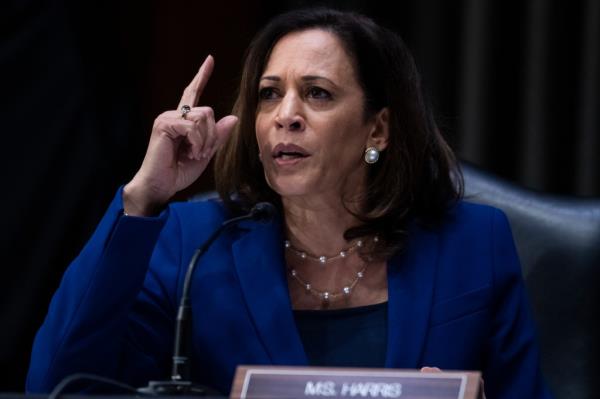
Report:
367,107,390,150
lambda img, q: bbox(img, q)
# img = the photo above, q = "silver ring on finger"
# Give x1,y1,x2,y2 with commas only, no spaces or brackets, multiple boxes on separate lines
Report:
180,105,191,119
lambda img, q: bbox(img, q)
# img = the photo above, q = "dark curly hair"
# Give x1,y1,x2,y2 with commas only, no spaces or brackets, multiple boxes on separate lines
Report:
214,7,463,260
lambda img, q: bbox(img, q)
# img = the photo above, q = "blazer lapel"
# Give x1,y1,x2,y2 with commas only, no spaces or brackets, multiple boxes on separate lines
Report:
385,222,439,368
231,218,308,365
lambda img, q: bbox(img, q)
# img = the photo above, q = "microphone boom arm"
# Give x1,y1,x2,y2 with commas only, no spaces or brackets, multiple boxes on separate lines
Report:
137,202,276,396
171,214,250,382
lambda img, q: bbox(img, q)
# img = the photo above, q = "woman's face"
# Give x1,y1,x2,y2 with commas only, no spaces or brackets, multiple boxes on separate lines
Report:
255,29,384,202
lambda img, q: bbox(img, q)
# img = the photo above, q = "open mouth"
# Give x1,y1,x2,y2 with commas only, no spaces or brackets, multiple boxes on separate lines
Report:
274,151,309,160
272,143,310,161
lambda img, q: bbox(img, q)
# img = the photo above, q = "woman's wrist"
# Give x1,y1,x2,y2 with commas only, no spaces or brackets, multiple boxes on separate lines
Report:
122,181,166,217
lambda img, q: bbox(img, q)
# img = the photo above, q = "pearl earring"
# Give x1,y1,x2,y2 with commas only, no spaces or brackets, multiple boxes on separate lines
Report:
364,147,380,164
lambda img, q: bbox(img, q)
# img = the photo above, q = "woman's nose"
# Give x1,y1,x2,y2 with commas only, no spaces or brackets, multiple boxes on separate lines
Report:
275,93,305,132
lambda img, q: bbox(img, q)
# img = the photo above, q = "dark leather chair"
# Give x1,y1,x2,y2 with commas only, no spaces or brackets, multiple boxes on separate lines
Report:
461,162,600,399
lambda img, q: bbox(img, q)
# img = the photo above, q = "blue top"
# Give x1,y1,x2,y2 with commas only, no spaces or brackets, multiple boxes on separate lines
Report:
294,302,388,368
26,187,553,398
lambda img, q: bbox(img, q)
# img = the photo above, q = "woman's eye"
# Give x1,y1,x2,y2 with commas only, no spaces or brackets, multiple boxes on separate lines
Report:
307,86,331,100
258,87,278,100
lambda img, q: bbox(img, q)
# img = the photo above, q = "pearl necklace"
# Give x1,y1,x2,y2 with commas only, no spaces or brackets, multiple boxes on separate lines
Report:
284,236,378,265
285,236,379,307
288,263,368,307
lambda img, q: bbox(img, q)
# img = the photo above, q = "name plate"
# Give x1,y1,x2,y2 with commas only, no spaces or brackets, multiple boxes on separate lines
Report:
231,366,481,399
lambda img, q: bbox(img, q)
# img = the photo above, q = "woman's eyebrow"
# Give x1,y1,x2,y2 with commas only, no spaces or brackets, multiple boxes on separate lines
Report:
259,75,338,88
260,76,280,82
301,75,338,87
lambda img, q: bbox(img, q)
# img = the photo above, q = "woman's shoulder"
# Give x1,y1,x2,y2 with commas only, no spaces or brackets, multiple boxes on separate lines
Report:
169,196,231,226
414,200,514,256
157,198,235,251
439,199,510,235
415,201,520,300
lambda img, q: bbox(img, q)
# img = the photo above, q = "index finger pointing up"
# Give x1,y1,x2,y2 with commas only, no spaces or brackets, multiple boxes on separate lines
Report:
178,54,215,109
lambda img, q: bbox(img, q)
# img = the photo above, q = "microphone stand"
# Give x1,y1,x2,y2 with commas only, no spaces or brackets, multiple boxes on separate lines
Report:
137,204,275,396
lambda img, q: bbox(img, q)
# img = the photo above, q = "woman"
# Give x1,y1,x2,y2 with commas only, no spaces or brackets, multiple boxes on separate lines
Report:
27,8,552,398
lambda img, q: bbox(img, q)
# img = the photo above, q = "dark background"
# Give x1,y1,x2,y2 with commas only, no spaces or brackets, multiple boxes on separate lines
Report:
1,0,598,392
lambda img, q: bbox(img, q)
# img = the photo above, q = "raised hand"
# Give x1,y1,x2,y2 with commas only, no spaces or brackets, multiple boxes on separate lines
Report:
123,55,238,216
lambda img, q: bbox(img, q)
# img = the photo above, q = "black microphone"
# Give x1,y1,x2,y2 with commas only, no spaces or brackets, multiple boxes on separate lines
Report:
249,201,277,223
137,202,275,396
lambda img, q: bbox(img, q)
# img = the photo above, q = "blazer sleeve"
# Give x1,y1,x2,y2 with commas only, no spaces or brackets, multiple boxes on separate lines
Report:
26,187,184,392
483,209,553,398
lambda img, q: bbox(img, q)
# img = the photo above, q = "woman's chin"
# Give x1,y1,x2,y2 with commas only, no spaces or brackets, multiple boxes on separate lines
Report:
266,176,314,198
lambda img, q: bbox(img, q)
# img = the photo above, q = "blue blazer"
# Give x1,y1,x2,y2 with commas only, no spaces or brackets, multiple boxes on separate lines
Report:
27,188,552,398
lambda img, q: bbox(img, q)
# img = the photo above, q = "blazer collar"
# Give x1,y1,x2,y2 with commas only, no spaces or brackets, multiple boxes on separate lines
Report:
385,221,439,368
231,217,308,365
232,218,439,368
